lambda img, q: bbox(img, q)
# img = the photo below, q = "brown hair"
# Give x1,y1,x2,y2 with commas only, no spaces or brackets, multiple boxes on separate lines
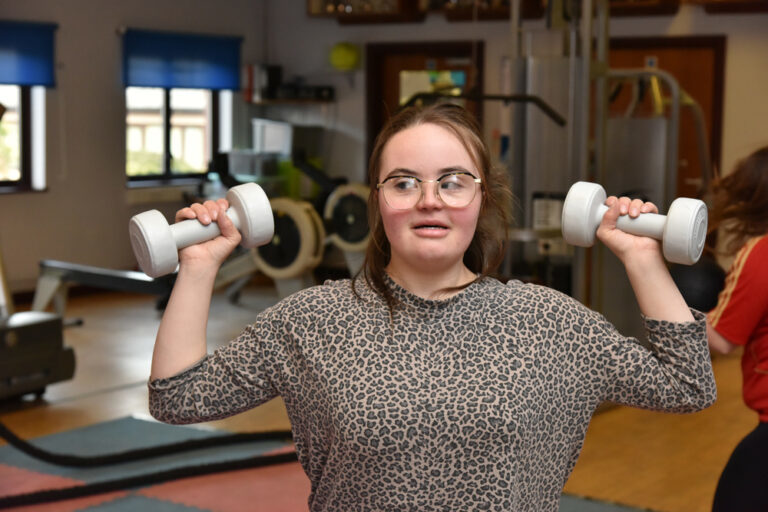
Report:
707,145,768,256
352,102,514,311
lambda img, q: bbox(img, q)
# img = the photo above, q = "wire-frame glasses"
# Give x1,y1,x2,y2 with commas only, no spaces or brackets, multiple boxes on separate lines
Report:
377,172,482,210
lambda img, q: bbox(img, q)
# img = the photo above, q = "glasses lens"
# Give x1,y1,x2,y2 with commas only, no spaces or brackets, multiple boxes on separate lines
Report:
438,173,477,207
382,176,420,209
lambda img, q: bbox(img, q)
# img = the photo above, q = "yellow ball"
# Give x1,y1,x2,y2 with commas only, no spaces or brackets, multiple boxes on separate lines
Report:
329,42,360,71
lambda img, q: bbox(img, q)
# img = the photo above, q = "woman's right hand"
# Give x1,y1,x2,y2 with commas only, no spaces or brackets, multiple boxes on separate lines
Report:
174,198,242,271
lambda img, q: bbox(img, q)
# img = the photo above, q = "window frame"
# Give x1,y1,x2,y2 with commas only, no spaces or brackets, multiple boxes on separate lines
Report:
126,86,220,186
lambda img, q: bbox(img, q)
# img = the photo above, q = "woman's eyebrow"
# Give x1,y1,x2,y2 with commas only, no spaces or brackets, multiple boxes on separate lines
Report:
381,168,419,180
438,166,473,175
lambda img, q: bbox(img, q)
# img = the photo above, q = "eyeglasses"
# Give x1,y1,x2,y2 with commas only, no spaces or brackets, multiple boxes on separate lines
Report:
376,172,482,210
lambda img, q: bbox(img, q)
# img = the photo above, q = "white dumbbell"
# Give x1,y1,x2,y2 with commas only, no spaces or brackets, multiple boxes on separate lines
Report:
561,181,707,265
129,183,275,277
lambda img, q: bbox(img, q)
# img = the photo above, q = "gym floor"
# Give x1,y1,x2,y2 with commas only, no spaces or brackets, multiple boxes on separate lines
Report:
0,284,755,512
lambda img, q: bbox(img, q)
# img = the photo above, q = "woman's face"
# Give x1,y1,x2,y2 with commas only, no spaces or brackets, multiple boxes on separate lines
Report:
377,122,482,275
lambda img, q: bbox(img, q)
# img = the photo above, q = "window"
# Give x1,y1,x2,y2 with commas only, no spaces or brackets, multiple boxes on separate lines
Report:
122,29,241,184
0,85,22,184
0,21,56,193
125,87,218,180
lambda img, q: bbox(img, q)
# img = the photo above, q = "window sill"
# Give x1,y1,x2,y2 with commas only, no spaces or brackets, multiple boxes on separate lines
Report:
0,184,47,195
126,178,201,205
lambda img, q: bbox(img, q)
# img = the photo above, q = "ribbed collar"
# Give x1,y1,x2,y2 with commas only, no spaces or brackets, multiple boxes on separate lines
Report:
384,273,483,312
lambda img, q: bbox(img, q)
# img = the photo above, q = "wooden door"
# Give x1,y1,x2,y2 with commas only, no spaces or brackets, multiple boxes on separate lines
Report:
365,41,484,166
608,36,725,199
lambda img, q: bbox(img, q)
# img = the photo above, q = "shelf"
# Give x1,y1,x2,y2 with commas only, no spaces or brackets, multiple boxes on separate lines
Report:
307,0,426,24
609,0,681,17
698,0,768,13
336,11,426,24
442,1,546,21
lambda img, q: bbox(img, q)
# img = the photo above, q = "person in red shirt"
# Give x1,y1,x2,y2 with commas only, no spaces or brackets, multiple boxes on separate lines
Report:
707,145,768,511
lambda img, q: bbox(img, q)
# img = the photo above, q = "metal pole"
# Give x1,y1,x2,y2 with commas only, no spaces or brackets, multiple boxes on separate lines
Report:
593,0,610,183
577,0,593,182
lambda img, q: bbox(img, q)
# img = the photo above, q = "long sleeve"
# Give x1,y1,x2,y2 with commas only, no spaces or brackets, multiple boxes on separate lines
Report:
148,309,283,425
540,284,717,413
597,309,716,411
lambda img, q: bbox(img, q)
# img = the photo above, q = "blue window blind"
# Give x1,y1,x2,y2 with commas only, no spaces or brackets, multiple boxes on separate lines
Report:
0,20,57,86
123,29,242,90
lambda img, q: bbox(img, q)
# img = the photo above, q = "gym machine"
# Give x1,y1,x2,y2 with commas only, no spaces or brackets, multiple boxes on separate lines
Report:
208,123,370,302
493,0,716,342
0,248,74,400
31,259,177,323
250,196,327,299
291,152,370,275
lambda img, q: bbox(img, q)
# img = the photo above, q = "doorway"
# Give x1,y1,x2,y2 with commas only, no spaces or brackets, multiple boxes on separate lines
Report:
608,36,725,199
365,41,485,164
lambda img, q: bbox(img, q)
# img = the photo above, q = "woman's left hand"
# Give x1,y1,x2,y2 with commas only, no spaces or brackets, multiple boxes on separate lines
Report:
596,196,663,265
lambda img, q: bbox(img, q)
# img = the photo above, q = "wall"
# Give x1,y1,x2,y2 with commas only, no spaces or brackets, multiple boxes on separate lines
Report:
0,0,265,293
265,2,768,182
1,0,766,293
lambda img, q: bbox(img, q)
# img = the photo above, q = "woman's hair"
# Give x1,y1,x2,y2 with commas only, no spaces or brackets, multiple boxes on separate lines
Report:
353,102,514,311
707,145,768,256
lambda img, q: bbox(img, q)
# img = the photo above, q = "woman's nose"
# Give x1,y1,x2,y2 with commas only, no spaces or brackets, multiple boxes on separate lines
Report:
417,181,442,209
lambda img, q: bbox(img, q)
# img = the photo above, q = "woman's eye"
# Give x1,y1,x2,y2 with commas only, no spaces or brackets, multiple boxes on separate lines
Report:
392,178,418,191
440,175,465,190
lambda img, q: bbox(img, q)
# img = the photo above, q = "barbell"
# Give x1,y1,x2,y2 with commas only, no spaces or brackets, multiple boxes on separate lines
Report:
129,183,274,278
561,181,707,265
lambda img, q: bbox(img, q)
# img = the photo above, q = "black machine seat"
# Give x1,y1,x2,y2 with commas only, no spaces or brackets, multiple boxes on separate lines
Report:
0,311,74,400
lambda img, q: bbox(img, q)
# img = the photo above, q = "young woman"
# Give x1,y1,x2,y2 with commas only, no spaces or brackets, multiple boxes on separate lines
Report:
148,103,716,511
706,145,768,511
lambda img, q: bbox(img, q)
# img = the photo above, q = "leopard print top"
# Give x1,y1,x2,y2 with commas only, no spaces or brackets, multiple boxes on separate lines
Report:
148,276,716,511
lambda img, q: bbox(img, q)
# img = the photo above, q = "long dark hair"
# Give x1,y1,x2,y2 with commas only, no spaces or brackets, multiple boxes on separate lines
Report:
353,102,514,312
707,145,768,256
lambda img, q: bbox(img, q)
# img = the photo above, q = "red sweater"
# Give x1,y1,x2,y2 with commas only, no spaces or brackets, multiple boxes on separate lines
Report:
709,234,768,421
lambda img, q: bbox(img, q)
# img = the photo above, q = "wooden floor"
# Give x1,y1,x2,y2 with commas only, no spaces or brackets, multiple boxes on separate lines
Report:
0,286,755,512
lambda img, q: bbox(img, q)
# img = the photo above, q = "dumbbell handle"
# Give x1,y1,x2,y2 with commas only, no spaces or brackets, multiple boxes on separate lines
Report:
170,207,244,249
593,203,667,240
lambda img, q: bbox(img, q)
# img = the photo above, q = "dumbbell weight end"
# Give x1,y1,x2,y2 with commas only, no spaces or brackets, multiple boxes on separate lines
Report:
130,210,178,278
661,198,707,266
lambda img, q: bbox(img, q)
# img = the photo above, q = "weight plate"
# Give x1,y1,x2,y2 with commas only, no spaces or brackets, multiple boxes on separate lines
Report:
254,198,326,280
331,194,368,243
256,212,301,269
324,183,370,252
